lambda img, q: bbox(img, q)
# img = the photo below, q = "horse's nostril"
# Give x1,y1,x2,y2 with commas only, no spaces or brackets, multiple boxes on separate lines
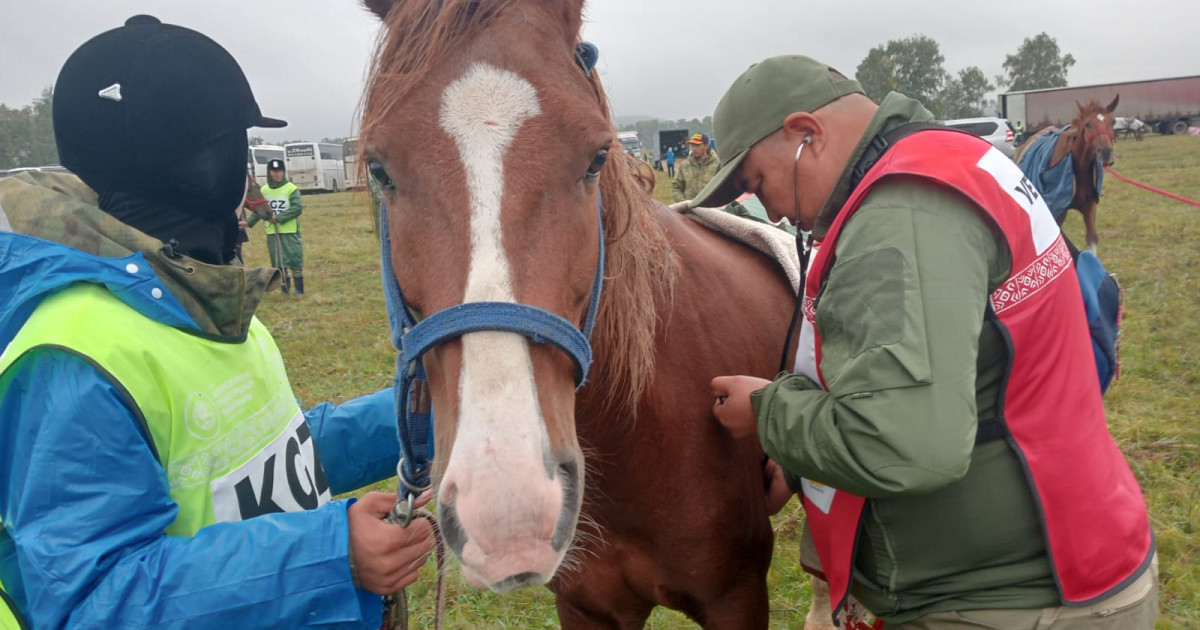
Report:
551,457,583,551
439,501,467,558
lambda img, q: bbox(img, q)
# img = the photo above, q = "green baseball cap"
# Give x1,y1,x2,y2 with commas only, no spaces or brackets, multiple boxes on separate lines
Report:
692,55,864,208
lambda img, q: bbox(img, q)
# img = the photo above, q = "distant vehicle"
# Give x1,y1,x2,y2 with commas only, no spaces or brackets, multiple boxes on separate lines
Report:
941,117,1016,158
1001,75,1200,135
617,131,641,156
658,128,689,157
283,142,345,193
247,144,284,187
342,137,364,190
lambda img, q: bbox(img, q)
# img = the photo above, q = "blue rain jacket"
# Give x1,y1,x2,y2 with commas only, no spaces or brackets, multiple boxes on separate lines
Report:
0,231,400,628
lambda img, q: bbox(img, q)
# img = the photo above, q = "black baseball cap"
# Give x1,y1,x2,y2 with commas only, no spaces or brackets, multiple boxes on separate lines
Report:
54,15,286,193
267,159,285,171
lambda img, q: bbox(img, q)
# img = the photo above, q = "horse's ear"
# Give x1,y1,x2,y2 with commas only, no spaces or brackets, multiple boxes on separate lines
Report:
363,0,396,20
1107,94,1120,113
1075,99,1083,112
530,0,584,41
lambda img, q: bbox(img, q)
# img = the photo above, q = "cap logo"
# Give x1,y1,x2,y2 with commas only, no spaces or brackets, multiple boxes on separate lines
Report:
98,83,123,102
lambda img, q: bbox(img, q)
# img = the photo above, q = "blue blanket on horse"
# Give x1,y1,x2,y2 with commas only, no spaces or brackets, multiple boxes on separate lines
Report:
1017,126,1104,223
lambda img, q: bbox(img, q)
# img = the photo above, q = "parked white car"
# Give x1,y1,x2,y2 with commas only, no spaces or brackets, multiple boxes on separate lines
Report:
941,117,1016,159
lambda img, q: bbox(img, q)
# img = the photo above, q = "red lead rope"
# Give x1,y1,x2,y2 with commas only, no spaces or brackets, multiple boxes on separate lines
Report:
1104,165,1200,208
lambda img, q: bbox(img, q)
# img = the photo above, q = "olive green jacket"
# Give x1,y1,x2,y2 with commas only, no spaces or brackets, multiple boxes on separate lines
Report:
751,93,1059,623
0,172,278,340
671,150,720,203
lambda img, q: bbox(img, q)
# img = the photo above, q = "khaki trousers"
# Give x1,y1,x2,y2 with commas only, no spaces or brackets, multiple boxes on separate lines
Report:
892,554,1159,630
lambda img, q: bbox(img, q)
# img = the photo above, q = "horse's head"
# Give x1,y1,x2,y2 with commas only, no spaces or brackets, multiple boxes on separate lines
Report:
360,0,616,592
1074,95,1119,166
243,170,272,221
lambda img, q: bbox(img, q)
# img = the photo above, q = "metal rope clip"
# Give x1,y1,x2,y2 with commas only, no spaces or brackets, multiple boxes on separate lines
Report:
388,492,418,528
389,457,432,527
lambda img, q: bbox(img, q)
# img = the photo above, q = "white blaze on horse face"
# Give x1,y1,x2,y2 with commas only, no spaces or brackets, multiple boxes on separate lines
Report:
440,63,542,304
438,63,567,586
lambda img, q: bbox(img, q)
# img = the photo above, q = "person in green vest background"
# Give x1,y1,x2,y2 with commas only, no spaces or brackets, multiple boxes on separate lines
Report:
0,15,434,629
247,159,305,296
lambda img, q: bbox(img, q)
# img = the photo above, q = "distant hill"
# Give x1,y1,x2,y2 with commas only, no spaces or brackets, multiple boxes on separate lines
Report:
614,114,655,125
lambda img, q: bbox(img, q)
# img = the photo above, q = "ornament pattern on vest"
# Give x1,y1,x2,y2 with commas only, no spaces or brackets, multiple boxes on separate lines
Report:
990,236,1072,314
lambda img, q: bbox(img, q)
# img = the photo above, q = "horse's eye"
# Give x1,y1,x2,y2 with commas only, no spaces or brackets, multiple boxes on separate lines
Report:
586,149,608,179
368,160,393,188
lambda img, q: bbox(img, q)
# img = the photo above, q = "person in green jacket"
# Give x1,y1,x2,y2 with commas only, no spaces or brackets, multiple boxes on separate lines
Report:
671,133,720,203
248,159,305,295
701,56,1156,629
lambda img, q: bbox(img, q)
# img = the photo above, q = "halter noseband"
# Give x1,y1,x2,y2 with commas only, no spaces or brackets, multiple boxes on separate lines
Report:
381,43,606,525
1083,115,1115,146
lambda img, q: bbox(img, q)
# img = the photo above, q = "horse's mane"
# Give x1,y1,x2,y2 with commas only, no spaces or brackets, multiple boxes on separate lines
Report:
586,76,678,417
360,0,519,142
1071,100,1108,124
360,0,677,415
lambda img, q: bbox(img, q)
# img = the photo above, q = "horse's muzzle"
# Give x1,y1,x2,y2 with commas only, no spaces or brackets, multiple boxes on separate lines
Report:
438,449,583,592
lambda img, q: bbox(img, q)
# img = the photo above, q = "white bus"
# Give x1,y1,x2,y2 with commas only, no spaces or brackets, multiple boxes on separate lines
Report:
283,142,345,192
342,137,363,190
247,144,284,187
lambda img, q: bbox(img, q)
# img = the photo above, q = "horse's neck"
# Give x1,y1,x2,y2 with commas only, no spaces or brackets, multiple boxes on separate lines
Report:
580,187,676,420
1049,127,1080,167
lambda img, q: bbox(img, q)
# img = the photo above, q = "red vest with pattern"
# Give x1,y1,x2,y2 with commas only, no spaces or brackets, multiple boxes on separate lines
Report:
794,130,1153,624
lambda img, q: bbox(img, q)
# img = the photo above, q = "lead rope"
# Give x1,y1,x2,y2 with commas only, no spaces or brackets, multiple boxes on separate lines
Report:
380,508,446,630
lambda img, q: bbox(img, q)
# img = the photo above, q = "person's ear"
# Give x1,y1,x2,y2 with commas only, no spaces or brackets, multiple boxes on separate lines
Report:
782,112,822,152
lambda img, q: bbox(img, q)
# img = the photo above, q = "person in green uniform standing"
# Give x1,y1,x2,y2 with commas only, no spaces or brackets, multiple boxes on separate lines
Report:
248,159,305,295
702,55,1156,630
671,133,721,203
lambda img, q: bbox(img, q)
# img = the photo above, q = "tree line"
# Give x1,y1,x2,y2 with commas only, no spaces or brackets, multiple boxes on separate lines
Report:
2,34,1075,169
0,88,57,170
856,32,1075,119
617,116,716,155
621,31,1077,143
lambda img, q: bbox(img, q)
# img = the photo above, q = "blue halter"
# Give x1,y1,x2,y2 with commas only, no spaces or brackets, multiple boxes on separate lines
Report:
379,191,605,523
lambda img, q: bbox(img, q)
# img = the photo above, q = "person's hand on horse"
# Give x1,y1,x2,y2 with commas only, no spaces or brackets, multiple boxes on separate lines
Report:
347,490,436,595
711,375,772,438
763,458,795,516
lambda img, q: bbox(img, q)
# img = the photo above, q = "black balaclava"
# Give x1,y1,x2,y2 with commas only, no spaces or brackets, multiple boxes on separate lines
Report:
97,129,248,265
52,15,287,265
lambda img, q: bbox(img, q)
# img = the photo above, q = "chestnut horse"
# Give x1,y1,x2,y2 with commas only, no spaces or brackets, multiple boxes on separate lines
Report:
236,170,273,264
1016,96,1119,251
359,0,796,626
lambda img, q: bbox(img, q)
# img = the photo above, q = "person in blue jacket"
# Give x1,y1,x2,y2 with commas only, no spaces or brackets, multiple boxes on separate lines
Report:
0,16,433,629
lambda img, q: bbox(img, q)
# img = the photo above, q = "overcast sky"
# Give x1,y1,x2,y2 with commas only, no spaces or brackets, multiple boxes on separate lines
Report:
3,0,1196,143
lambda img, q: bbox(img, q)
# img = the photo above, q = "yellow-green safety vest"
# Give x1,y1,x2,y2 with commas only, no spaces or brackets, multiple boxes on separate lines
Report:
259,181,300,234
0,283,329,622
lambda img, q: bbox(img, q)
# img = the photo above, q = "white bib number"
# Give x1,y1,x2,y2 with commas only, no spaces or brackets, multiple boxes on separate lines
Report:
210,412,332,522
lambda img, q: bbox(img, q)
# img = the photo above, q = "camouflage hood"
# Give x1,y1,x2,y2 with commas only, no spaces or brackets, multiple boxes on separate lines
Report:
0,171,278,340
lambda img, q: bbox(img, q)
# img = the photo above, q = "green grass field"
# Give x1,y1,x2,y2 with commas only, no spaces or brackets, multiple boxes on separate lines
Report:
245,134,1199,628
